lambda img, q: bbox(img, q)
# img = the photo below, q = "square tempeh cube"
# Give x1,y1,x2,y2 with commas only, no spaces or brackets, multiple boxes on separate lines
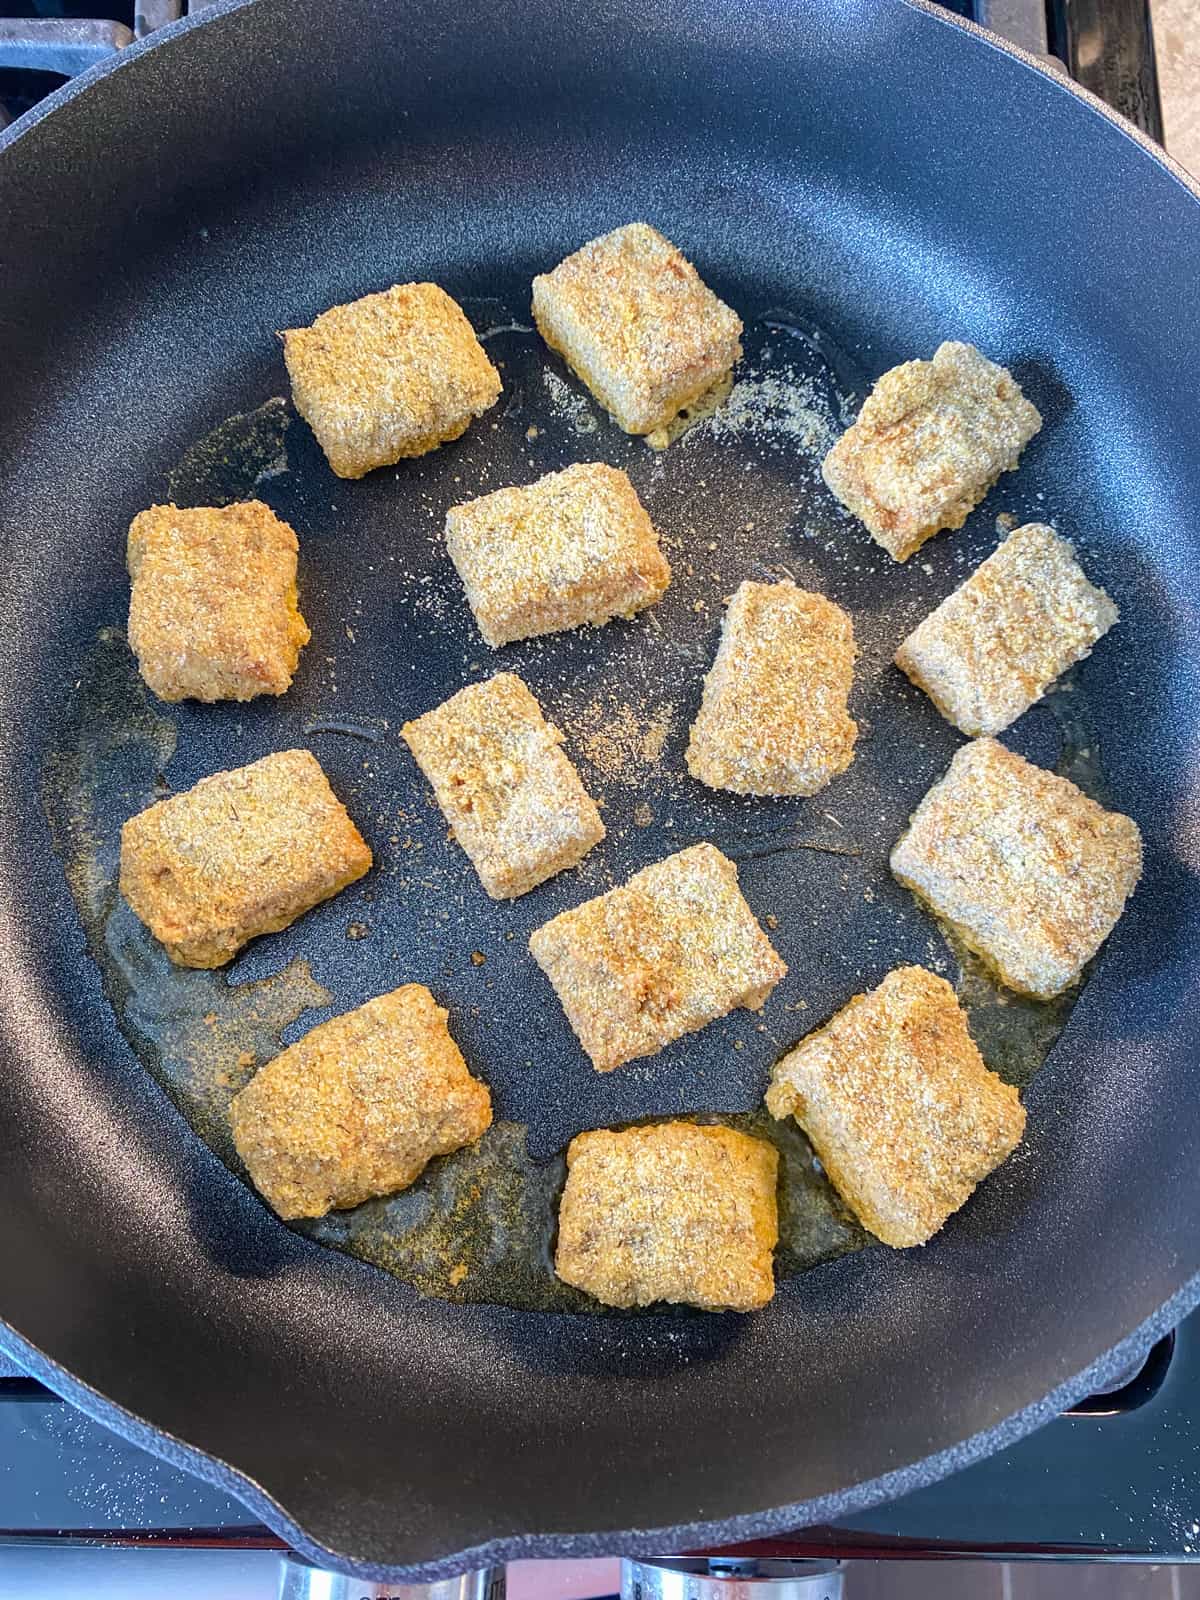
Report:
890,739,1142,999
822,342,1043,561
765,965,1024,1247
687,579,857,796
555,1122,779,1311
529,842,786,1071
282,282,501,478
894,522,1118,736
531,222,743,436
401,672,605,899
120,749,372,968
444,462,670,647
230,984,492,1220
127,500,310,703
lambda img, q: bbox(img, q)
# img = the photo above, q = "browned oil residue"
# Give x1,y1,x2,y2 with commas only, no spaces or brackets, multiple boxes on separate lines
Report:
42,634,867,1313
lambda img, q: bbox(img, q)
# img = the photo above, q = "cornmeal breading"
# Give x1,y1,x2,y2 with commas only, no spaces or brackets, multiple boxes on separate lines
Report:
120,749,372,968
687,579,857,796
230,984,492,1220
529,842,786,1072
444,462,670,647
822,342,1043,561
401,672,605,899
766,966,1025,1248
281,283,501,479
891,739,1142,999
531,222,743,436
894,522,1118,736
127,501,310,703
555,1122,778,1311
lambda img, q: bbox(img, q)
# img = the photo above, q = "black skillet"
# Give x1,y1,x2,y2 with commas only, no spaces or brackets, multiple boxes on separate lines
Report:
1,0,1199,1581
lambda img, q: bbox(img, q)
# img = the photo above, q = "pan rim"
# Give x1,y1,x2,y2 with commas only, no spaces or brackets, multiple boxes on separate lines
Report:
1,0,1199,215
4,1277,1199,1578
2,0,1199,1578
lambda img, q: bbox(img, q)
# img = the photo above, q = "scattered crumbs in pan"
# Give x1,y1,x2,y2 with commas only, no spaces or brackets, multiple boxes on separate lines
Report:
166,397,292,508
541,367,599,434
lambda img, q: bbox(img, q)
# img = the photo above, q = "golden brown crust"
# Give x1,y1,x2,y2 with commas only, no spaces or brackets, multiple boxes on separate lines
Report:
230,984,492,1220
821,342,1043,561
894,522,1118,736
890,739,1142,999
555,1122,778,1311
401,672,605,899
127,500,310,703
766,966,1024,1248
686,579,857,795
531,222,743,435
529,842,786,1072
119,749,372,968
444,461,670,647
281,282,501,479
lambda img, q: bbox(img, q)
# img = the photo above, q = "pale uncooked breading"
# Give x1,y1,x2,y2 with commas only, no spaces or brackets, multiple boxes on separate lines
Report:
230,984,492,1220
119,749,372,968
401,672,605,899
444,461,670,647
531,222,743,435
282,282,501,478
687,579,857,795
555,1121,778,1311
529,842,786,1072
127,500,310,703
822,342,1042,561
894,522,1118,735
766,965,1025,1247
890,738,1142,999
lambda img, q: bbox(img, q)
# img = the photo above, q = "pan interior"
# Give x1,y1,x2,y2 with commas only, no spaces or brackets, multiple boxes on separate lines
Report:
47,304,1088,1312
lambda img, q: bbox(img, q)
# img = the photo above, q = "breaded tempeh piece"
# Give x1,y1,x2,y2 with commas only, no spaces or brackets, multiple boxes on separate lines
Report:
281,283,501,478
127,500,310,703
401,672,605,899
120,749,372,968
230,984,492,1220
687,579,857,796
555,1122,778,1311
445,461,670,647
894,522,1118,736
529,842,786,1071
766,966,1025,1247
531,222,743,436
822,342,1043,561
891,739,1142,999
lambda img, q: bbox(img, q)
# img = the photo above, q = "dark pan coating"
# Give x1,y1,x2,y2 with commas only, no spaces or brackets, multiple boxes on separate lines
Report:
1,0,1199,1583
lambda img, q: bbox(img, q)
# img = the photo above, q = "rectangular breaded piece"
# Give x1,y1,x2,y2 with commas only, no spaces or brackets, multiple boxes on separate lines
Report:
531,222,743,436
894,522,1118,736
555,1122,778,1311
401,672,605,899
120,749,372,968
529,842,786,1072
822,342,1043,561
281,283,501,478
687,579,857,796
766,966,1024,1248
127,500,310,703
445,462,670,648
230,984,492,1220
891,739,1142,999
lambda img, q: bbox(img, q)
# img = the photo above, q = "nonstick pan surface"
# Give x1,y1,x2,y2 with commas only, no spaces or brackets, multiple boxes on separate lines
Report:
1,0,1199,1580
